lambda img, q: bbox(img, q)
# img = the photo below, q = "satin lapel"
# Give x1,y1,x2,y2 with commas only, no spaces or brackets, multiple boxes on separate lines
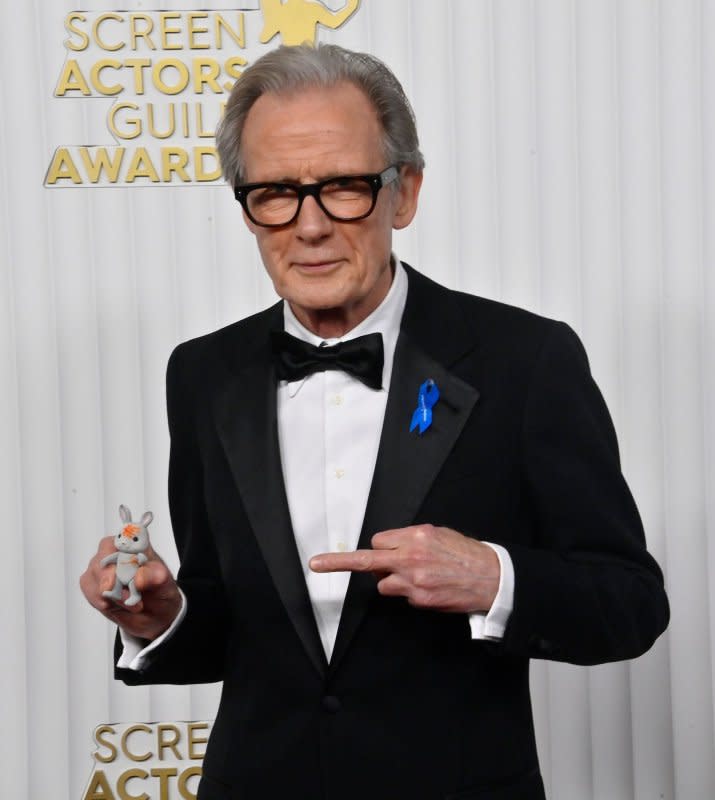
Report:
213,355,328,678
330,331,480,671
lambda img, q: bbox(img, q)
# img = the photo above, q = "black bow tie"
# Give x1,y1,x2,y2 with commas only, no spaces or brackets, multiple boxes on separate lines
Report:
270,330,384,390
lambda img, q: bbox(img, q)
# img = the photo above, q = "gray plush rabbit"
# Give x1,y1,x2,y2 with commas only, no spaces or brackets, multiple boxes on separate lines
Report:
101,505,152,607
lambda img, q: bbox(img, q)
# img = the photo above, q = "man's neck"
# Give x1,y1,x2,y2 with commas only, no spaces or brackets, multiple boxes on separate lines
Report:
291,307,361,340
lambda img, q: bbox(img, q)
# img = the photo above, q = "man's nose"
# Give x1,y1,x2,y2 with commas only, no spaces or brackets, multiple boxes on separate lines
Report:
294,194,333,240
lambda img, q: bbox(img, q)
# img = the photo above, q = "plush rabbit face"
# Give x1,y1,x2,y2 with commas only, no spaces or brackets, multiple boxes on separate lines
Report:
115,505,153,554
115,524,149,554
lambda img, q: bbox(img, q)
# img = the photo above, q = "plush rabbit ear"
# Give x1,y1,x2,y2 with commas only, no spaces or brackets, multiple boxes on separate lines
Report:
140,511,153,527
119,505,132,523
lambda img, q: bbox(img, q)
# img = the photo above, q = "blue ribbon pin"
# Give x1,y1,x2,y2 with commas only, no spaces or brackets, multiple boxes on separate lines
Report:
409,379,440,435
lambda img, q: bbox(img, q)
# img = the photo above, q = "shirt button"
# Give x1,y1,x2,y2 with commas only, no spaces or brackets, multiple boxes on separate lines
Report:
337,541,347,552
334,468,345,479
331,394,344,406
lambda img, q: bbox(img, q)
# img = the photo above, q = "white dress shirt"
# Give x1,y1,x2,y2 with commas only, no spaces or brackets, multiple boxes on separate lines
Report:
277,261,513,658
120,260,514,669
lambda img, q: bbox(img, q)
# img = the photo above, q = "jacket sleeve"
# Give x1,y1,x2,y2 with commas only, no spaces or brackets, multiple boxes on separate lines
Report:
116,343,231,686
500,322,669,665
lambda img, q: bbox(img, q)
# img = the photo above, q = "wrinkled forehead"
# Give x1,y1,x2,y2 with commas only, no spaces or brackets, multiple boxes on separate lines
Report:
240,82,386,181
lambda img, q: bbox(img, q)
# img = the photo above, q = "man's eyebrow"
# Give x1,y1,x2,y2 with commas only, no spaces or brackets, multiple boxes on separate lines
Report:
250,171,365,185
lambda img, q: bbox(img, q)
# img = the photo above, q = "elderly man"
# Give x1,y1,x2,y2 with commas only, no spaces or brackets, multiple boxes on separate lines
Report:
81,44,669,800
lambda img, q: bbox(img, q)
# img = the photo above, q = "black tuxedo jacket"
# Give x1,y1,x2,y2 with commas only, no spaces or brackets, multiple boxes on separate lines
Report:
118,264,668,800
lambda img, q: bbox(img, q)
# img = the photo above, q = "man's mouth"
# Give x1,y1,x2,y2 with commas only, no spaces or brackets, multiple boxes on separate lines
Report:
294,259,343,270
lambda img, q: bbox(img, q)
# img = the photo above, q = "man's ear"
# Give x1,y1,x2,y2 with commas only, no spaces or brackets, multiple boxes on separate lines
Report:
392,168,423,231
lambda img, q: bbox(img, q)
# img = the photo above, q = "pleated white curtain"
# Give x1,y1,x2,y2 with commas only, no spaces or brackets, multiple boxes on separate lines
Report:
1,1,713,798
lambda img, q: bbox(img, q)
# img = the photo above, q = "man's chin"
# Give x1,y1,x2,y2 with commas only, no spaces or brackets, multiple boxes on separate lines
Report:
287,296,352,317
284,282,354,314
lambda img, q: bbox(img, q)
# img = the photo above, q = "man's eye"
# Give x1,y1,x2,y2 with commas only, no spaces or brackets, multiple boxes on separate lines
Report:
327,177,364,190
323,178,370,197
251,186,295,205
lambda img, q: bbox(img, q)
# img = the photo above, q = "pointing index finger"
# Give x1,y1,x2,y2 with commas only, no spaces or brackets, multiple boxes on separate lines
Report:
310,549,395,574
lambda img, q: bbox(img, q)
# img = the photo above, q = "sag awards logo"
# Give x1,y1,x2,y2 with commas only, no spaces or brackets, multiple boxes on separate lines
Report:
81,721,211,800
45,0,360,188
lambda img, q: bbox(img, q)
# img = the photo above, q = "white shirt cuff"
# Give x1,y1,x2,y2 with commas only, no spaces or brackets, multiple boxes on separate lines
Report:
116,588,188,671
468,542,514,640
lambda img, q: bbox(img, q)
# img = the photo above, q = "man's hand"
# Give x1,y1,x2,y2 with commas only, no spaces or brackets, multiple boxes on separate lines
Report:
80,536,183,641
309,525,500,614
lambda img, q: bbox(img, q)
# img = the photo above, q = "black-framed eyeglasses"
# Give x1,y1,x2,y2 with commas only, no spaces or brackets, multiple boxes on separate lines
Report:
234,165,400,228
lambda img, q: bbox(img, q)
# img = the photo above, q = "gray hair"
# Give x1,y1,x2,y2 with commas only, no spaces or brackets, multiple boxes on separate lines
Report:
216,43,425,185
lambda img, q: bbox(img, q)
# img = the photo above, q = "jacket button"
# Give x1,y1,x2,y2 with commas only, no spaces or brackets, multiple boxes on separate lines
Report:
322,695,341,713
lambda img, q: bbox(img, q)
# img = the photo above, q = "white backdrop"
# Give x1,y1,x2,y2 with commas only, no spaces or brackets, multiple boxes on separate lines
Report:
1,1,713,798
